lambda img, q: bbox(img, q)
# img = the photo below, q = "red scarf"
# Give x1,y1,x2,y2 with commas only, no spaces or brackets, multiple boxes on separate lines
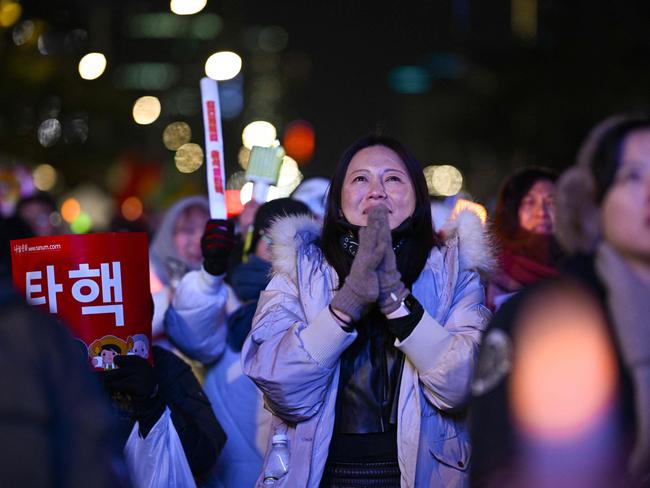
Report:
499,248,559,286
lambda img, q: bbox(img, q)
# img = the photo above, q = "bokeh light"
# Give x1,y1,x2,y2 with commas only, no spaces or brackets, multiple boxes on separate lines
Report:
237,146,251,169
191,13,222,39
388,65,432,94
205,51,242,81
450,198,487,224
49,212,62,227
37,118,61,147
70,212,92,234
162,121,192,150
258,26,289,53
0,0,22,28
170,0,207,15
121,196,144,221
275,156,303,193
32,164,57,191
174,143,203,173
63,184,112,230
424,165,463,196
61,198,81,223
78,52,107,80
242,121,277,149
12,20,34,46
132,96,161,125
510,285,618,442
37,33,54,55
283,120,315,164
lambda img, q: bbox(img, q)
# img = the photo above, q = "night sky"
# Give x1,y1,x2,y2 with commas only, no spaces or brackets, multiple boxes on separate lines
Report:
2,0,650,208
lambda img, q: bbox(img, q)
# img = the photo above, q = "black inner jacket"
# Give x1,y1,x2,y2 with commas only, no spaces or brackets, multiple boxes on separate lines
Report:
327,218,416,463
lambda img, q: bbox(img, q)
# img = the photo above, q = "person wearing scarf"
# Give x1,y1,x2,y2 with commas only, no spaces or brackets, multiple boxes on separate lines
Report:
487,167,562,311
471,114,650,486
241,135,493,487
164,198,313,488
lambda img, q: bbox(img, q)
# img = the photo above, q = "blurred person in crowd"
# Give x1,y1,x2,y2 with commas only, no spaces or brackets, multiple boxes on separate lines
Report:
0,216,130,488
470,113,650,486
290,176,330,223
99,341,227,485
15,192,61,237
3,212,226,486
486,167,563,310
241,135,492,487
149,196,263,344
149,196,211,343
165,197,313,488
0,215,32,278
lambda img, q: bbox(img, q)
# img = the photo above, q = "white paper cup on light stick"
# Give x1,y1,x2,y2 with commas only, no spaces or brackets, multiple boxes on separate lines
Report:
200,77,227,219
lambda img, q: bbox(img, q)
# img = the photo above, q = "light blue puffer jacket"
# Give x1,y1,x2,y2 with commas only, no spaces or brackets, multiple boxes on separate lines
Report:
241,211,492,487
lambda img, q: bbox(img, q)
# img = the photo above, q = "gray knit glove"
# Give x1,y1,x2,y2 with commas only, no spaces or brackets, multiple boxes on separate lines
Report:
374,206,408,315
330,206,388,321
595,242,650,479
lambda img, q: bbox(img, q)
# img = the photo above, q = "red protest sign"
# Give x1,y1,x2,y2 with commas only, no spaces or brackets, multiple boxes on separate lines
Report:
10,233,153,370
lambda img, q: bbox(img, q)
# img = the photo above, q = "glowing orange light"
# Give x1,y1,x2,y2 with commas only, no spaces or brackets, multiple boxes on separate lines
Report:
61,198,81,223
283,120,315,164
121,196,143,221
450,198,487,225
510,285,618,443
226,189,243,217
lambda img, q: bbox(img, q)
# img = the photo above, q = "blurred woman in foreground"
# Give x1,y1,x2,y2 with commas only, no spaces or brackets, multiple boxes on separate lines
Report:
471,113,650,487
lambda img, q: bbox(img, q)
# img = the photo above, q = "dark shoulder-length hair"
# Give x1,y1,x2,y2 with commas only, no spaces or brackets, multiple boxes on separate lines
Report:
321,134,437,288
492,166,558,242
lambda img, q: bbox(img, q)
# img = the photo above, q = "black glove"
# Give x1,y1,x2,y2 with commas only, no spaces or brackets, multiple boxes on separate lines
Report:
201,219,236,276
102,355,165,437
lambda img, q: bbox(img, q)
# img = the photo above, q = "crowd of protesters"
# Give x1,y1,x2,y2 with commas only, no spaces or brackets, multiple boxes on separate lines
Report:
0,111,649,487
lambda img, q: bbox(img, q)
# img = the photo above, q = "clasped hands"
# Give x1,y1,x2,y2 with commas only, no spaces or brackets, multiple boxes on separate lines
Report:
330,205,409,322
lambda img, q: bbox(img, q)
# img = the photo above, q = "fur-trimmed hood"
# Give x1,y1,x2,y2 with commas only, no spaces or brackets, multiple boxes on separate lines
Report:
268,209,496,280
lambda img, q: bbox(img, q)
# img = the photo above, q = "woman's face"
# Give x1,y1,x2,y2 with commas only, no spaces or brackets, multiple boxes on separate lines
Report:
518,180,556,235
601,128,650,264
173,205,209,266
341,145,416,229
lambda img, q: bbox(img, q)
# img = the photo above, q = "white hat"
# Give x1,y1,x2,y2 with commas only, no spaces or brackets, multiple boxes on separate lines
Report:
290,177,330,220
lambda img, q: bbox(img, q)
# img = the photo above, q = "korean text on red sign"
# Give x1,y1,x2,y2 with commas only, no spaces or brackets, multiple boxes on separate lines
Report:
11,233,153,369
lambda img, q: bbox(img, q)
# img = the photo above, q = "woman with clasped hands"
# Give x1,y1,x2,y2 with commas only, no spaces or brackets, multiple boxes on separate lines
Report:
241,135,493,487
